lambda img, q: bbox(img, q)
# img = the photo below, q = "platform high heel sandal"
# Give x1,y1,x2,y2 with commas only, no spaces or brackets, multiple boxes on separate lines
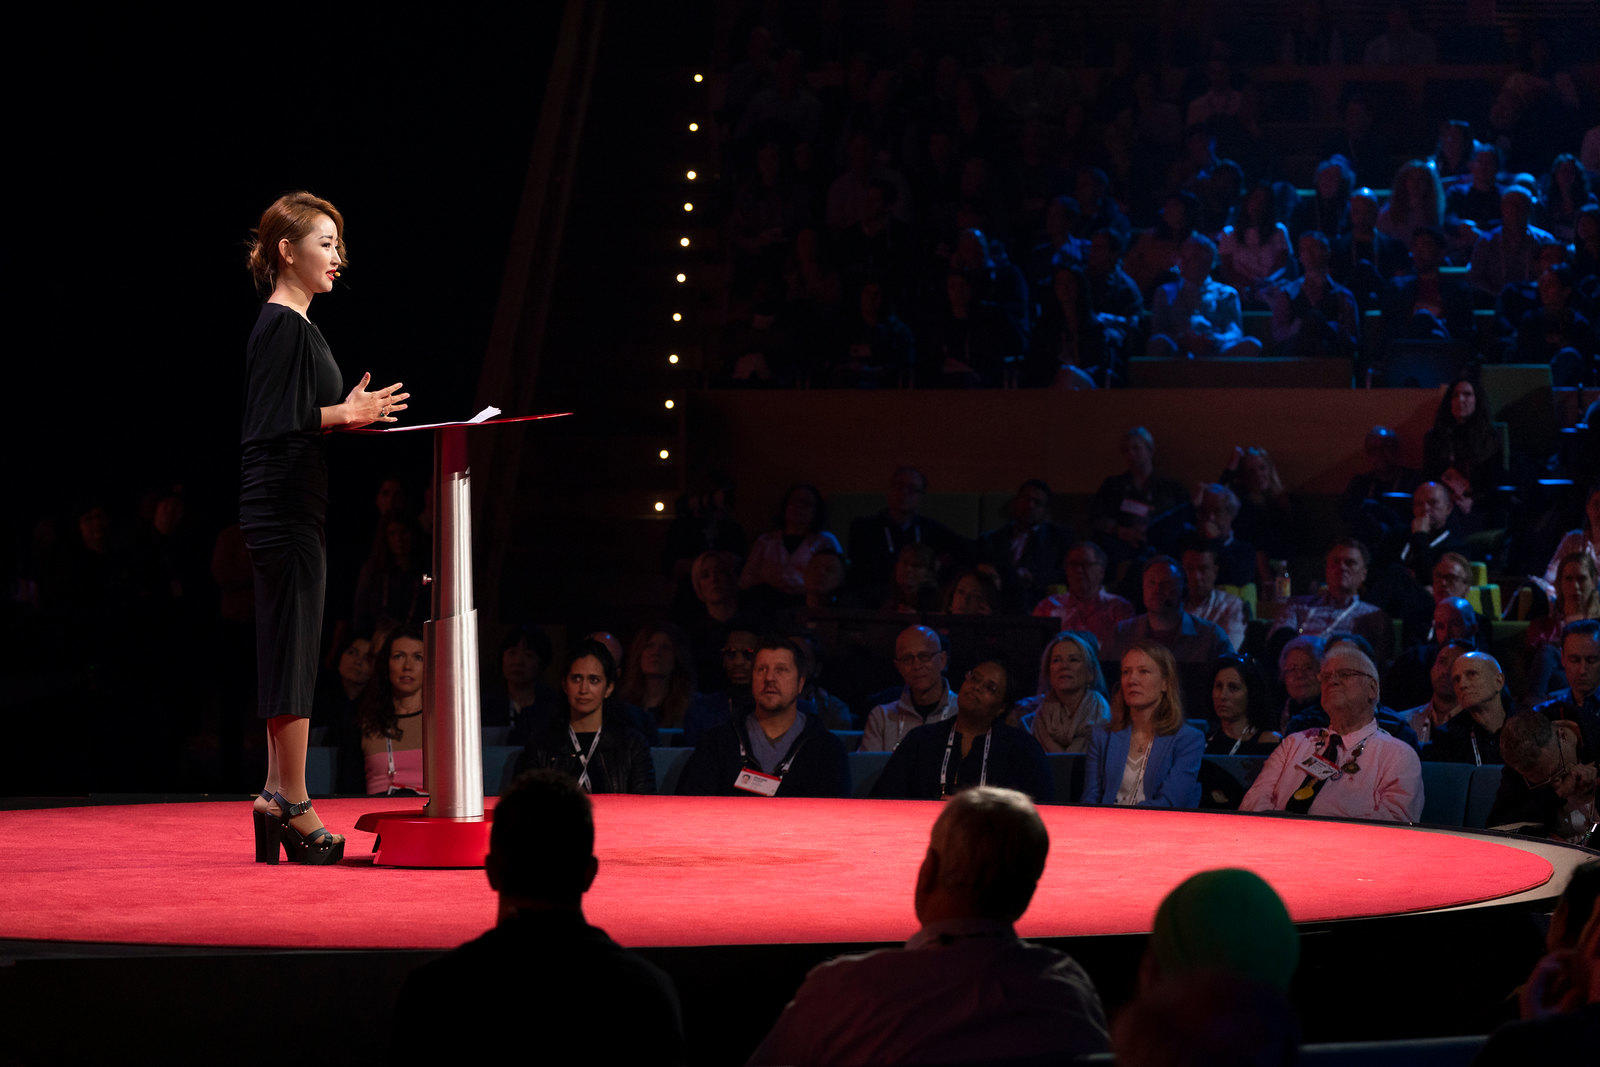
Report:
271,792,346,865
252,797,281,864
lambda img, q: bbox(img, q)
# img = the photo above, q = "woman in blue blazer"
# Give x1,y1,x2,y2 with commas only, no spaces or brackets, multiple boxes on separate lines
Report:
1081,638,1203,808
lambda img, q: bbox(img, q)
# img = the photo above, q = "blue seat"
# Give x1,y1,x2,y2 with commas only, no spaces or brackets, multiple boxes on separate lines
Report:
306,746,337,796
1419,761,1476,826
848,751,893,797
1465,764,1503,829
483,746,522,796
833,729,863,753
652,747,695,794
1045,753,1086,804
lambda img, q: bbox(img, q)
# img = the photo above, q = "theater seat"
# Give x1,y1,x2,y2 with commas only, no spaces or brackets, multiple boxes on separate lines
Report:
483,746,521,796
652,747,694,794
849,751,893,797
1465,765,1503,830
307,746,336,796
1418,761,1475,826
1046,753,1086,804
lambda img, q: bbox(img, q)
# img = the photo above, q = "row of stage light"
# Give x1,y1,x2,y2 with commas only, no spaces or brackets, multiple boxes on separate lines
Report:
653,71,705,516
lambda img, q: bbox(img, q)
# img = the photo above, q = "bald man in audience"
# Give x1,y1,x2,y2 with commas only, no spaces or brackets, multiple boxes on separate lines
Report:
862,625,958,752
1402,639,1473,747
1423,651,1507,765
749,787,1109,1065
1496,712,1600,843
1241,646,1424,822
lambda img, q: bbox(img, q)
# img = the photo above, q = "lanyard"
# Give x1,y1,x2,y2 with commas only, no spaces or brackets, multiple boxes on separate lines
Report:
568,724,604,792
1302,595,1361,635
884,521,921,555
1226,727,1257,756
1469,729,1482,768
939,725,992,797
737,717,808,778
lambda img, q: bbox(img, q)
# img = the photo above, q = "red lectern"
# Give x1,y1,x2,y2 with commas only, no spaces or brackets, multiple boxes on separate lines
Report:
352,408,569,865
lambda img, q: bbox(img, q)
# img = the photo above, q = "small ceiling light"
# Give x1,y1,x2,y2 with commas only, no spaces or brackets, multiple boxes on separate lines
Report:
686,170,697,180
679,236,690,247
672,312,682,322
659,449,670,460
654,501,666,512
664,399,675,410
692,73,703,83
676,273,687,283
687,122,699,132
683,202,694,212
668,353,679,364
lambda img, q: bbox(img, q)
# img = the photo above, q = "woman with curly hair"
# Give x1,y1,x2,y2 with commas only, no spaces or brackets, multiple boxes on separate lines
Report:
354,625,427,796
618,622,698,729
1377,160,1444,250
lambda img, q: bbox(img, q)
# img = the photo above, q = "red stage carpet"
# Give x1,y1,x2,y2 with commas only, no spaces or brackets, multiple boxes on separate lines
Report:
0,796,1553,950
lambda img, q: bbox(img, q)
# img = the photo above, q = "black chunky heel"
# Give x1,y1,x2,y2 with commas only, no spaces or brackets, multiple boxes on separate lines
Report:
271,792,345,865
252,804,281,863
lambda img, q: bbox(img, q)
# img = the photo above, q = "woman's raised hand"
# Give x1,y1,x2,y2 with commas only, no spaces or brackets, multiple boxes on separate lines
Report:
344,372,410,428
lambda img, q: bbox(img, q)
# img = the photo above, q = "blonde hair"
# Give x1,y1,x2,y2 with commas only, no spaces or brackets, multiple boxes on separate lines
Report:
1557,551,1600,619
246,191,348,294
1109,639,1186,735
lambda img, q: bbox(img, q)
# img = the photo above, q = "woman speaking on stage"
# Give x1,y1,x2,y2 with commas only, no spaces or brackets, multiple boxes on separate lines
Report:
242,191,409,864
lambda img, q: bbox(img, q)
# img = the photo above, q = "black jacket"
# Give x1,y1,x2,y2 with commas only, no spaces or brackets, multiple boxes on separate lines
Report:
870,717,1054,802
513,714,656,794
678,708,850,797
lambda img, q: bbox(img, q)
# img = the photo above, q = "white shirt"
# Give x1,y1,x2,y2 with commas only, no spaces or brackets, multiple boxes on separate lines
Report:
1241,719,1424,823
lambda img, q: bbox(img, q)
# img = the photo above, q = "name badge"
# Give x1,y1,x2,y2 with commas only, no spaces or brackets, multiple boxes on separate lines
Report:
734,769,782,796
1295,755,1340,781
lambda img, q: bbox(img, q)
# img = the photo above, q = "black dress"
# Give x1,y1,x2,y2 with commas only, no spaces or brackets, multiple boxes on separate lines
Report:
240,303,342,718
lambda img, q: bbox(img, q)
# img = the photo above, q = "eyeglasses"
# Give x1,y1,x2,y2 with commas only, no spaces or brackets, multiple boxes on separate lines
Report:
895,651,940,666
964,670,1003,697
1525,746,1571,791
1317,669,1375,685
721,648,756,660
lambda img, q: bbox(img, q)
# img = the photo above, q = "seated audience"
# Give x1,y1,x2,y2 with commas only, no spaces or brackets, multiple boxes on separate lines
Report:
942,566,1001,615
1495,711,1599,842
1423,651,1508,764
740,483,842,606
1180,538,1248,647
922,270,1024,387
1446,145,1505,235
1401,639,1474,748
1218,182,1294,304
1533,620,1600,739
1332,188,1408,310
1146,234,1263,359
1424,377,1505,508
1144,867,1300,993
1089,426,1188,555
1526,552,1600,702
1431,552,1476,603
1291,157,1353,243
678,635,849,797
846,466,967,602
1170,482,1258,589
872,659,1053,802
881,543,941,614
1124,191,1200,298
1206,654,1281,756
1277,634,1326,731
1395,482,1478,591
353,626,427,796
1385,596,1479,710
828,280,916,389
862,625,958,753
482,624,559,746
1219,446,1295,566
1081,640,1203,808
352,511,427,638
1380,162,1445,252
1363,4,1437,64
1241,645,1424,822
1104,556,1235,666
1469,187,1557,297
1544,486,1600,585
1520,263,1597,386
1274,540,1393,664
1031,540,1134,649
976,479,1069,613
676,550,745,688
1382,226,1478,344
395,770,684,1063
618,623,696,730
801,548,848,611
749,786,1109,1066
1284,632,1422,748
1027,265,1105,387
1082,229,1145,367
1009,631,1111,754
1266,231,1360,360
683,625,759,748
313,634,372,735
513,640,654,793
1340,426,1421,547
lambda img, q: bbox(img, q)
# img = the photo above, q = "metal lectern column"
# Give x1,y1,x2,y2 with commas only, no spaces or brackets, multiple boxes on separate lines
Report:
424,426,483,819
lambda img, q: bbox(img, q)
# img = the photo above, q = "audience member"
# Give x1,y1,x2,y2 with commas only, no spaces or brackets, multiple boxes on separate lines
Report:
1143,867,1300,993
618,623,696,730
872,659,1052,801
1380,161,1446,252
1544,486,1600,585
1538,154,1597,244
1179,482,1259,589
678,635,849,797
1469,187,1558,297
1277,634,1326,731
942,565,1001,615
1082,229,1145,367
1031,540,1135,649
1274,540,1393,663
1447,144,1507,234
1423,651,1508,764
1009,631,1111,754
1146,234,1263,358
1241,645,1424,821
749,786,1109,1066
1533,621,1600,740
862,625,958,752
740,484,842,606
351,511,426,638
679,550,746,687
1340,425,1421,546
801,549,848,611
1266,231,1360,360
1180,539,1247,648
923,269,1024,387
352,626,427,796
1333,187,1410,311
1081,640,1203,808
881,543,941,614
1089,426,1188,554
482,624,560,746
1124,192,1200,298
313,634,372,735
846,466,967,600
1218,182,1294,304
1525,552,1600,700
1382,225,1478,343
1028,265,1106,388
1385,597,1479,710
683,625,759,748
1495,710,1599,842
1104,556,1235,666
1519,263,1596,385
1403,639,1473,746
1221,446,1295,565
513,640,654,793
1205,654,1282,756
977,478,1069,612
394,770,684,1063
1362,3,1437,65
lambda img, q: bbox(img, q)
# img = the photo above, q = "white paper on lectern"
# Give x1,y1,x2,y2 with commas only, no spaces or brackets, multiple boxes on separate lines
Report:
370,406,502,432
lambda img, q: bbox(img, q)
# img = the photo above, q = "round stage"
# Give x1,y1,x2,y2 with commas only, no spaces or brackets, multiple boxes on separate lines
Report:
0,796,1568,950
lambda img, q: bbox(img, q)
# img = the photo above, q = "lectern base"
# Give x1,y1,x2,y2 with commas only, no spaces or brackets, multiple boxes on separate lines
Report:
353,809,492,868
